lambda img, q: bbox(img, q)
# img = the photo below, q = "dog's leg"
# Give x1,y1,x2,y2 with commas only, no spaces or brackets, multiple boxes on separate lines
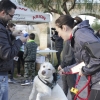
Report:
36,93,42,100
29,83,36,100
36,92,51,100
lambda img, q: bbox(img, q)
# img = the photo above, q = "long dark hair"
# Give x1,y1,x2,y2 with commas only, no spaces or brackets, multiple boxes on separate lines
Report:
55,15,83,29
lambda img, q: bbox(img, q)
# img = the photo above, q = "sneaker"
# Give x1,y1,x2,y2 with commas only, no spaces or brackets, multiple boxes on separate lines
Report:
17,74,21,77
8,79,17,84
21,80,31,86
30,80,34,84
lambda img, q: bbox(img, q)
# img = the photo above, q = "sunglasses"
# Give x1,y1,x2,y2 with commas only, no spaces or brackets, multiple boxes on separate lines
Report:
6,12,14,18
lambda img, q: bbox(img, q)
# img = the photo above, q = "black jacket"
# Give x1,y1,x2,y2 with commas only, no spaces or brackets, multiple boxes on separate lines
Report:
51,34,63,48
61,40,76,68
7,29,15,43
0,20,22,72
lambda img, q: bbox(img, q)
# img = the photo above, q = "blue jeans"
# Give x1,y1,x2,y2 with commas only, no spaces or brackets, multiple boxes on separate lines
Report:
0,74,8,100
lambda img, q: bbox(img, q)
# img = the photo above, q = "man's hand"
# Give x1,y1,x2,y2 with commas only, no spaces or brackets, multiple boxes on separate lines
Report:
51,37,53,40
79,68,84,76
19,35,27,43
12,30,22,37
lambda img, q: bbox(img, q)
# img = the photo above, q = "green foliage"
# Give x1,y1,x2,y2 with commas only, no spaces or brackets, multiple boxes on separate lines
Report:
91,19,100,31
18,0,76,15
18,0,100,17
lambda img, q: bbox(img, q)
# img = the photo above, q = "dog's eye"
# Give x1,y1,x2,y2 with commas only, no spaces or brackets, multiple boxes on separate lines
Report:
43,66,45,68
48,69,51,70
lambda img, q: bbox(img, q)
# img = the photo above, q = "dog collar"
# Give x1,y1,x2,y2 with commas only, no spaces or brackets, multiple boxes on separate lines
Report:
38,75,57,89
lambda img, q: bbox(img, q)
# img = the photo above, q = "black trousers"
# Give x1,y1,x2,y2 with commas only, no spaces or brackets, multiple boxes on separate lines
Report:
8,60,15,79
17,51,24,74
62,74,76,100
88,89,100,100
55,48,63,68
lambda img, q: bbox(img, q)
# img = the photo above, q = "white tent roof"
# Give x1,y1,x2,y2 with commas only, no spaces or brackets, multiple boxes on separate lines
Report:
11,0,50,24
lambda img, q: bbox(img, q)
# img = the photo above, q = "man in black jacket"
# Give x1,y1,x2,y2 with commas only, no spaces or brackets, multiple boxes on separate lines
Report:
58,40,76,100
0,1,27,100
7,23,16,83
51,28,63,69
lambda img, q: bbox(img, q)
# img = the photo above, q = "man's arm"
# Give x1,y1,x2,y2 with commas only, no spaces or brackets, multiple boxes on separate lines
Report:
0,29,22,60
53,35,62,41
51,36,55,41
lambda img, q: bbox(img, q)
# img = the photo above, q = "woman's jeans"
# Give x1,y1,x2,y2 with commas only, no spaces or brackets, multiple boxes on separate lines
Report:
0,74,8,100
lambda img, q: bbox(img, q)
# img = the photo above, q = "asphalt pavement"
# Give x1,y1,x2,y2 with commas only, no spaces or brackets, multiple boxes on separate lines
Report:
9,76,88,100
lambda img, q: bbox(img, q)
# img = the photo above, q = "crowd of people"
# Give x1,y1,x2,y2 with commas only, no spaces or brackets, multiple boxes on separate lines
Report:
6,22,38,85
0,0,100,100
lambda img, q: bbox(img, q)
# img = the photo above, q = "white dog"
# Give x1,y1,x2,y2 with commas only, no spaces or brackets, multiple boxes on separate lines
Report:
29,62,68,100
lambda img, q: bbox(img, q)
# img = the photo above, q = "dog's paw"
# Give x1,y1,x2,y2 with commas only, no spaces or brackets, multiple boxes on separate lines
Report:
36,95,41,100
29,96,32,100
36,98,40,100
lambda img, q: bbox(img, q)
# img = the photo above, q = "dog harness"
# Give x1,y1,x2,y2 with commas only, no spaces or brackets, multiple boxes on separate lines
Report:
38,75,57,89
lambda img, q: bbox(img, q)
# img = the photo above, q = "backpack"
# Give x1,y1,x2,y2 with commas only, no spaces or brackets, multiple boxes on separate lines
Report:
72,26,100,59
82,41,100,59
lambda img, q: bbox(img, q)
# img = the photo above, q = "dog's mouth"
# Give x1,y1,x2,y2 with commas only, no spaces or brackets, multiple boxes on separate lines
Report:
41,75,51,79
41,72,51,79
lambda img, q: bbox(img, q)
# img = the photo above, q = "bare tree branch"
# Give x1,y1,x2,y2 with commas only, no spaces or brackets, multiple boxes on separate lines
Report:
61,0,70,15
48,5,64,15
40,0,46,8
21,0,76,15
69,0,76,11
40,0,64,15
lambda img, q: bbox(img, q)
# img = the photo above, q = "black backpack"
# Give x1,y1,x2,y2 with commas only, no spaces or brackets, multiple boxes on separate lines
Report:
71,26,100,59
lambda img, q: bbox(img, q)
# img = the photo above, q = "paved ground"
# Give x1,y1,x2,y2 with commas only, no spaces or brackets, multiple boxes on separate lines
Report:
9,76,88,100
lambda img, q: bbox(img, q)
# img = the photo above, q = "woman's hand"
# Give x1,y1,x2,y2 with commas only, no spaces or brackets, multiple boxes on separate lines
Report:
58,69,65,75
58,65,62,71
79,68,84,76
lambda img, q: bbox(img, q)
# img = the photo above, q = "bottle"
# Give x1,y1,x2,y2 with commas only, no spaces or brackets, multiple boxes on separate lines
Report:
24,33,29,37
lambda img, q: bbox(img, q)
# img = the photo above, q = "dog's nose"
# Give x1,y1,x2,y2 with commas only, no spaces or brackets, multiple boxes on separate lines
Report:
42,70,46,75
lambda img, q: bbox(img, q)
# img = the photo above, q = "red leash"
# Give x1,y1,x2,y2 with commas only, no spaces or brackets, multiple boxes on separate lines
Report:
74,75,91,100
62,72,91,100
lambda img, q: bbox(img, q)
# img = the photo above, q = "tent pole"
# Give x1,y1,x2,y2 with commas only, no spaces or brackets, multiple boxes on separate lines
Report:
49,22,52,50
49,22,54,64
27,24,29,33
